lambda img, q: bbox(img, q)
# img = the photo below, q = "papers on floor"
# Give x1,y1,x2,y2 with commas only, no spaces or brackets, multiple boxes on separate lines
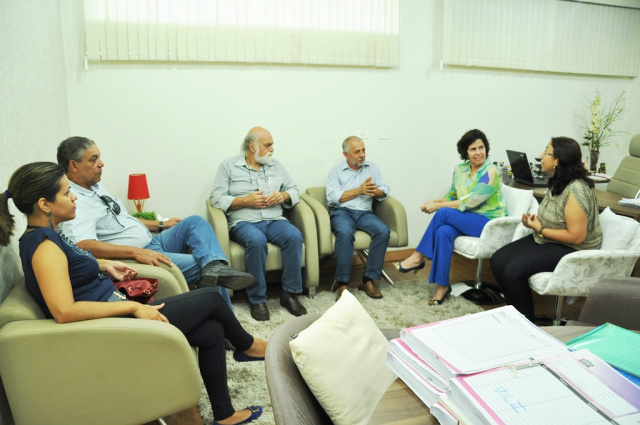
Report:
385,305,640,424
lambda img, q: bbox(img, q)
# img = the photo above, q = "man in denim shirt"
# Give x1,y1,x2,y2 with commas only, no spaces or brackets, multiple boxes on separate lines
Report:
210,127,307,321
327,136,390,301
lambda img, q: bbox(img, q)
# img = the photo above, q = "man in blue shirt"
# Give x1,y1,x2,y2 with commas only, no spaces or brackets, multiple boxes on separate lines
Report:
327,136,390,300
56,137,253,309
210,127,307,321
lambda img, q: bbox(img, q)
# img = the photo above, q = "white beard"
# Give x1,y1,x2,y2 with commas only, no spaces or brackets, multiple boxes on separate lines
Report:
255,150,273,165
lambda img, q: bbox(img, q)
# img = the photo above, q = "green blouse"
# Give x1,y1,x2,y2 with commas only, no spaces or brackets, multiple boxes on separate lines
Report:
444,160,506,219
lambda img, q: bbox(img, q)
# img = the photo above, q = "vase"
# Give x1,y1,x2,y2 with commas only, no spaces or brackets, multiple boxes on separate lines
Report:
589,150,599,172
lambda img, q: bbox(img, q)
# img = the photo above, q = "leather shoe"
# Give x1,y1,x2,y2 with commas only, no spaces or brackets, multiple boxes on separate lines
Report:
200,262,254,291
280,295,307,317
358,280,383,299
336,285,349,301
250,303,270,321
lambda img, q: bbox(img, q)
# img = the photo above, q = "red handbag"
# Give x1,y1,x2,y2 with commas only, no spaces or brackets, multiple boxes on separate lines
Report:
114,278,159,304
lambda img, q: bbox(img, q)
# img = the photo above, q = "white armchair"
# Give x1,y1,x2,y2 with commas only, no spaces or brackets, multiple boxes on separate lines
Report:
453,183,539,304
529,207,640,325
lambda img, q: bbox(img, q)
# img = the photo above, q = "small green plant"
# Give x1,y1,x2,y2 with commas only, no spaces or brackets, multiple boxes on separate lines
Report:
131,211,157,220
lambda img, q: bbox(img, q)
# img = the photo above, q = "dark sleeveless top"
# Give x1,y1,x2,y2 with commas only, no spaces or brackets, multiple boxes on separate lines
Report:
19,227,116,319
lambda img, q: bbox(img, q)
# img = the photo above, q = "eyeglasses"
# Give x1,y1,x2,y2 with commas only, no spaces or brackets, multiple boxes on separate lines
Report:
99,195,121,215
542,149,554,157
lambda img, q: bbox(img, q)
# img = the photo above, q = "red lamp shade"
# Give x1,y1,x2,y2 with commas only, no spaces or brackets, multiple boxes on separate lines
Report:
127,174,149,212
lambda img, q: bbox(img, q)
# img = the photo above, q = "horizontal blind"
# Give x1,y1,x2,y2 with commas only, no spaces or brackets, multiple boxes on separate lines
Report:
443,0,640,77
84,0,399,67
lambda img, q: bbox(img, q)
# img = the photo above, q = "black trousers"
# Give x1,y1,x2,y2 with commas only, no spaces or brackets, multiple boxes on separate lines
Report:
490,235,576,321
151,287,253,420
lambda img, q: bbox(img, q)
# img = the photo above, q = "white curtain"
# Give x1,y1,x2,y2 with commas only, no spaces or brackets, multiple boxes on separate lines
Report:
83,0,399,67
442,0,640,77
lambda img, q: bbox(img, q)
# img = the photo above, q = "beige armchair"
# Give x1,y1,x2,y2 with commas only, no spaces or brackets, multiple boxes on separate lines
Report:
301,187,408,287
0,263,201,425
607,134,640,198
205,199,320,297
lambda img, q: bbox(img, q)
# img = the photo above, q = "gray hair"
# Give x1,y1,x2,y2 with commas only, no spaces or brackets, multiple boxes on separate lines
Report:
342,136,362,153
242,132,259,152
57,136,96,172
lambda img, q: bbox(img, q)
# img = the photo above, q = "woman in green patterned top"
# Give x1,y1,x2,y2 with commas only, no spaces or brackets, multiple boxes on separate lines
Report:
394,129,506,305
491,137,602,321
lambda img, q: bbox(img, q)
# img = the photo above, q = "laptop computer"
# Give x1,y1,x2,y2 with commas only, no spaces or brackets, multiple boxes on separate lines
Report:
506,150,548,187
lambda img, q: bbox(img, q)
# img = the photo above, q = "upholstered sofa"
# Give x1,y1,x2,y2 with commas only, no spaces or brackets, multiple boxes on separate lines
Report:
0,248,200,425
206,198,320,296
265,314,399,424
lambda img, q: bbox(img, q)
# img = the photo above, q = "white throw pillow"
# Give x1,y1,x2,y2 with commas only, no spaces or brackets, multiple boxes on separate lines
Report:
289,290,397,425
501,184,534,217
599,207,638,250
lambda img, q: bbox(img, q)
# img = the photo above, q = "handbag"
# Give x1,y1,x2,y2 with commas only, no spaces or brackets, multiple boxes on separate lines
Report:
114,278,159,304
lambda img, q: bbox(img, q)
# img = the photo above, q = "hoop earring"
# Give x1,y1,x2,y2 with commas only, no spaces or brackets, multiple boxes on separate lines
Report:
47,211,53,229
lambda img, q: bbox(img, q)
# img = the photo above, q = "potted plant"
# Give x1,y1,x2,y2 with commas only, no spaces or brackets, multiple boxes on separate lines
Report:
581,91,627,172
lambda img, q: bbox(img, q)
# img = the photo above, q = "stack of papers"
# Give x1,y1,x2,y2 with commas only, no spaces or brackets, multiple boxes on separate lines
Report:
385,306,640,424
567,322,640,386
443,349,640,425
619,198,640,209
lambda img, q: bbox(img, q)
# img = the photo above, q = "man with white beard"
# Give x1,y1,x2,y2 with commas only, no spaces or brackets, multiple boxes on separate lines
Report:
210,126,307,321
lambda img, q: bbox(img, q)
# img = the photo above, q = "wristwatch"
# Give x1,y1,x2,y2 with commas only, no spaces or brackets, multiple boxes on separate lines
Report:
158,221,164,232
537,226,545,238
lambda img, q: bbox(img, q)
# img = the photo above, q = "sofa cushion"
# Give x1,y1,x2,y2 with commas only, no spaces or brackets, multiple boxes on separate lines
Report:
289,290,397,425
599,207,638,250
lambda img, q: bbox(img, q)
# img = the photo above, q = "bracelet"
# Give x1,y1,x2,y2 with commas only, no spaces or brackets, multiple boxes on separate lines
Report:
158,221,164,232
537,226,545,238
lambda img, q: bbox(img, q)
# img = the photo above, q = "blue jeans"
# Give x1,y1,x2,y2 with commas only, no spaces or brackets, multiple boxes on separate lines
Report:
416,207,488,286
330,207,390,282
146,215,232,308
229,219,303,305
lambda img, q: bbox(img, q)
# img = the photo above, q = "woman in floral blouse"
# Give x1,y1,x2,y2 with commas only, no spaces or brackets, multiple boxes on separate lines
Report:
394,129,506,305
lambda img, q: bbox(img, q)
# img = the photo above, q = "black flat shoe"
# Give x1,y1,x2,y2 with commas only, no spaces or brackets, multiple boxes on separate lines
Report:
428,285,452,306
393,260,426,274
233,351,265,362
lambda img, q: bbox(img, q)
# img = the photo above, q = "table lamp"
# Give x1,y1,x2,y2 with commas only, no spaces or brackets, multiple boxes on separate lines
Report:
127,173,150,212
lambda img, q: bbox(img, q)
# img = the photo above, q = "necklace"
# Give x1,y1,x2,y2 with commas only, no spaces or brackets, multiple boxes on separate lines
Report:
55,229,106,279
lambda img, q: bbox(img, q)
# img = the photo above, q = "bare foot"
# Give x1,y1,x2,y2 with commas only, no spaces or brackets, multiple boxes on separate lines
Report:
244,338,267,358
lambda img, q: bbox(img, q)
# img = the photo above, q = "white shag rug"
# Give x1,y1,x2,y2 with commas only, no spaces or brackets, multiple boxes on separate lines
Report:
198,279,484,424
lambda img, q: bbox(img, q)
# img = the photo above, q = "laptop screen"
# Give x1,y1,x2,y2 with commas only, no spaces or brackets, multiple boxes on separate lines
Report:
506,150,534,182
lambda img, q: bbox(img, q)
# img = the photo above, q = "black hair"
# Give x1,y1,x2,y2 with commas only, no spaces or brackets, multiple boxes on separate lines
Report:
456,129,489,161
547,137,594,196
0,162,65,246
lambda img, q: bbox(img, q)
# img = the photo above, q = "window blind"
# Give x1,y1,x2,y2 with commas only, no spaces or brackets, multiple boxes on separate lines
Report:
442,0,640,77
83,0,399,67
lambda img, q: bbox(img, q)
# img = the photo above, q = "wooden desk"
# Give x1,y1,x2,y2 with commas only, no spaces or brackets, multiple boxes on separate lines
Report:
508,181,640,221
370,326,594,424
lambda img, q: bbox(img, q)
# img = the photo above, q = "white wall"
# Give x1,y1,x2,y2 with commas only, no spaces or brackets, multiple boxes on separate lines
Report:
0,0,70,289
0,2,70,421
57,1,640,249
